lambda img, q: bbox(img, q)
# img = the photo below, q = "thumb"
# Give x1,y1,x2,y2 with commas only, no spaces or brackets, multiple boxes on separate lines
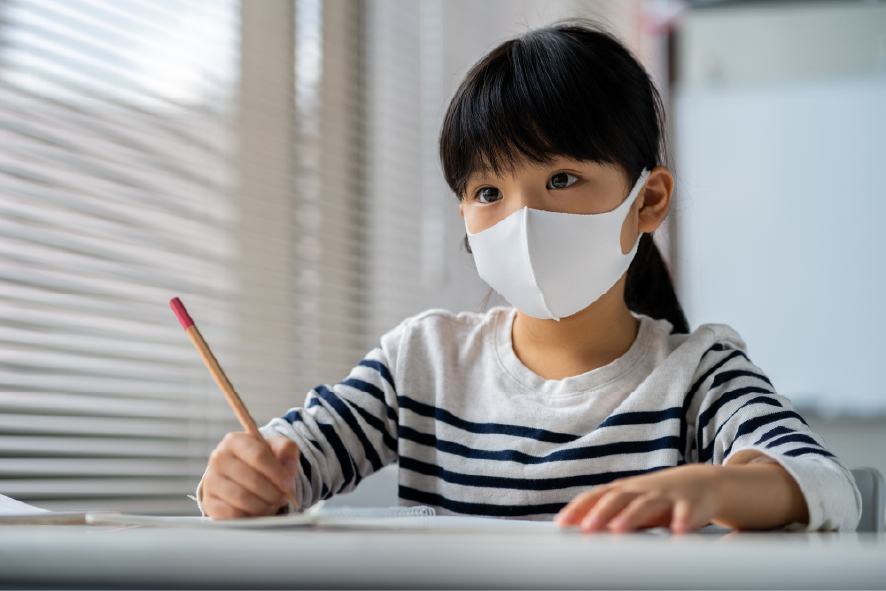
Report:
267,435,300,477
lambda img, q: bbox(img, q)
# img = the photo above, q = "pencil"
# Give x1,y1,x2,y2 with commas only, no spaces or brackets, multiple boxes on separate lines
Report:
169,297,301,512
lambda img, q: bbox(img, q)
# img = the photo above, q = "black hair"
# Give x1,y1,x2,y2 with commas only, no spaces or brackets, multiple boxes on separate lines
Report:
439,20,689,334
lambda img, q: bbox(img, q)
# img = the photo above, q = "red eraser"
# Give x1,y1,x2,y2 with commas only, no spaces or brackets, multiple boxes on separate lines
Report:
170,297,195,330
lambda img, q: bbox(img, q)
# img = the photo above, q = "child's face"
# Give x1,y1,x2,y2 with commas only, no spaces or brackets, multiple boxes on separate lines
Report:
460,157,671,255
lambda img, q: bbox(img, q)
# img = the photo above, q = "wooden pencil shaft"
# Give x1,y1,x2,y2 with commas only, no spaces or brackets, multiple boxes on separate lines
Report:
182,324,302,511
184,326,259,434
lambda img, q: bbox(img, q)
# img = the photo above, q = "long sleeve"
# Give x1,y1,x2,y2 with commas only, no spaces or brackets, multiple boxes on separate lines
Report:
683,341,862,532
259,346,400,510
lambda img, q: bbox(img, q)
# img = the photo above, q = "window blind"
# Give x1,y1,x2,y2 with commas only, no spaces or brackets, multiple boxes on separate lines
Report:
0,0,660,515
0,0,241,514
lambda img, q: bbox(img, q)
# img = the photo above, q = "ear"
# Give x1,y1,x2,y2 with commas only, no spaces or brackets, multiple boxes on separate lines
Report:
458,201,465,219
637,166,673,233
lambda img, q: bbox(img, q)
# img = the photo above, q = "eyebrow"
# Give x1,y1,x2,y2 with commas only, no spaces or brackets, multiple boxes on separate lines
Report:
464,170,497,190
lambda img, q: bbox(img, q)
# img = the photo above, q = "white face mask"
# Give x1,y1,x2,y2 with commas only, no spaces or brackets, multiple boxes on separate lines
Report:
466,169,650,321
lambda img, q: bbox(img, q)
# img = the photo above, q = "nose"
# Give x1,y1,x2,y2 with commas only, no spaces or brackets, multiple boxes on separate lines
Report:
464,182,548,235
505,185,548,215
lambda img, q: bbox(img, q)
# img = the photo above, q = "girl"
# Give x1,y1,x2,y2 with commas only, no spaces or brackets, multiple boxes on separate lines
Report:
198,21,860,532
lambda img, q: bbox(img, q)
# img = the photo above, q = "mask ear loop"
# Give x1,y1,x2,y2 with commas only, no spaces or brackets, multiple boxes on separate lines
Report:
618,168,652,254
521,206,560,322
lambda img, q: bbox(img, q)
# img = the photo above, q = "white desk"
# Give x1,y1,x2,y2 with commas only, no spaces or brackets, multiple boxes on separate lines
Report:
1,520,884,589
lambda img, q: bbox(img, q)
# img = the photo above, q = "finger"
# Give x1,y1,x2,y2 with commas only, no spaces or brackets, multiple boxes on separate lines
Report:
227,433,294,493
608,495,671,533
581,490,640,532
210,473,286,517
671,500,707,534
202,492,252,520
205,492,278,520
216,454,289,506
556,486,609,526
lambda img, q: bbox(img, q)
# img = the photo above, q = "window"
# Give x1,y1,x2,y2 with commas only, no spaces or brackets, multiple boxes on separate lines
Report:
0,0,240,514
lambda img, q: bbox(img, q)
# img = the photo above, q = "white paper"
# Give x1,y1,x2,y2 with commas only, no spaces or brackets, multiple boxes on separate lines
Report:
84,506,431,529
84,511,578,533
86,512,314,528
0,493,49,516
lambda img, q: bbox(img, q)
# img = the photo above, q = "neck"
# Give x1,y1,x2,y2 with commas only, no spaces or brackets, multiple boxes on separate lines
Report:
510,277,640,381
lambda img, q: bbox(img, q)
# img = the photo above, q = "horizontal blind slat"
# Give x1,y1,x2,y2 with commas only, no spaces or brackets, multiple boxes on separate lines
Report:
0,375,216,400
0,458,201,477
0,393,224,420
0,477,199,497
0,435,211,458
0,414,205,438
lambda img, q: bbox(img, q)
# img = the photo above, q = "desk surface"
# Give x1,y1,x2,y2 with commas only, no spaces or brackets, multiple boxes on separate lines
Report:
1,519,885,590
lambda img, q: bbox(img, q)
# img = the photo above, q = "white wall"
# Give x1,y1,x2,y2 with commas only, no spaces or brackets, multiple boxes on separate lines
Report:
674,2,886,507
674,1,886,415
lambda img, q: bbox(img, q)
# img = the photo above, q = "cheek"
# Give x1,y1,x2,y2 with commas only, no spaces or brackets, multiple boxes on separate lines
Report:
619,203,640,255
463,208,485,235
463,202,519,234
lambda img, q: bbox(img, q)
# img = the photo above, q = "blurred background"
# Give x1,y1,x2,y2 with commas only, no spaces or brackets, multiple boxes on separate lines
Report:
0,0,883,516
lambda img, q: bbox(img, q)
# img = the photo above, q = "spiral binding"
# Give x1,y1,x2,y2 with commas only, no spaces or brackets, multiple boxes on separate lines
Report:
315,505,436,518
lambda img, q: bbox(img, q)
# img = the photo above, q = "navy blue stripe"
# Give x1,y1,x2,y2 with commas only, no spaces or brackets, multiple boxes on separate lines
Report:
398,485,566,517
298,452,312,484
698,386,774,433
399,425,678,465
783,447,835,459
710,369,773,389
696,387,776,459
721,409,810,459
315,422,360,493
316,385,383,472
321,483,330,500
398,455,661,491
358,357,396,392
283,386,382,488
597,407,682,429
398,395,577,444
687,349,749,401
765,432,821,450
341,378,398,422
352,403,398,452
281,411,323,452
754,426,794,446
699,397,786,463
680,349,748,463
700,343,737,361
340,378,385,403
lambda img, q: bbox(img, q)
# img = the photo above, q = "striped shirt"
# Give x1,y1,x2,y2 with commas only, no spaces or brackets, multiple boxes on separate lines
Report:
260,307,861,531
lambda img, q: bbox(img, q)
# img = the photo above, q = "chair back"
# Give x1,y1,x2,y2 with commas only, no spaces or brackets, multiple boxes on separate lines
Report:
851,467,885,533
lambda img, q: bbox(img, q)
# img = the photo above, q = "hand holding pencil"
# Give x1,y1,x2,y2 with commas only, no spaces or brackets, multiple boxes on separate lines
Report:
170,297,302,517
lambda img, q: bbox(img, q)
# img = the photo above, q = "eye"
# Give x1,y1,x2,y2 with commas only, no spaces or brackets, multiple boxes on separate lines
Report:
476,187,503,204
547,172,578,190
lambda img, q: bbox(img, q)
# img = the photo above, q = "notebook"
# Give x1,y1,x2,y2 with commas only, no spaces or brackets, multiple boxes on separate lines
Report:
84,505,437,529
0,493,118,525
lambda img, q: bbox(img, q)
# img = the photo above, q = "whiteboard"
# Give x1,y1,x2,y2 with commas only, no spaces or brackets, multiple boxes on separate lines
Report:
674,75,886,414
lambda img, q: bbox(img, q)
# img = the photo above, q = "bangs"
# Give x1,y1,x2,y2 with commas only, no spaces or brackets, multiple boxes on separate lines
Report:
440,22,662,197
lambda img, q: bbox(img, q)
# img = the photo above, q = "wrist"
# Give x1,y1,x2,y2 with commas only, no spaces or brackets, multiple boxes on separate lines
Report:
710,460,808,530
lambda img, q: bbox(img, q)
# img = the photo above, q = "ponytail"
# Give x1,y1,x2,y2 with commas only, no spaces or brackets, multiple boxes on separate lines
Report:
624,233,689,334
